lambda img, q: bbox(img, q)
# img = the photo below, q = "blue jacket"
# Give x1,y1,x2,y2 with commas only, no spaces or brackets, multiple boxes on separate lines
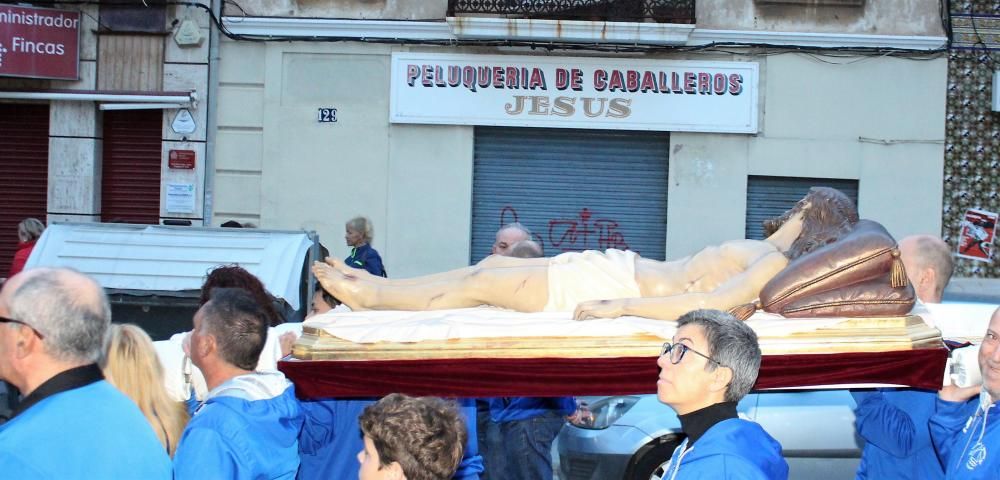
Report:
0,380,172,479
174,371,304,480
852,389,944,479
346,243,386,277
487,397,576,423
662,418,788,480
298,397,484,480
929,392,999,479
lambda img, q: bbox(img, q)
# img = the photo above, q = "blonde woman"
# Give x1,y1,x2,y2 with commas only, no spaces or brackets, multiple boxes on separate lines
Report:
102,324,189,456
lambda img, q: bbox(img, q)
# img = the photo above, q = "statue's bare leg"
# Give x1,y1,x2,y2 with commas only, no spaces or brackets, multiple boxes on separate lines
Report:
311,261,549,312
322,255,549,286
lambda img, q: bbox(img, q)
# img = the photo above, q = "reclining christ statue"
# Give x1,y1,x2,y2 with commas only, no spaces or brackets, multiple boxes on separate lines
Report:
313,187,860,321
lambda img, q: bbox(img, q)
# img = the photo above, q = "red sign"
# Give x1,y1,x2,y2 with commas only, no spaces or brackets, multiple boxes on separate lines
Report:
0,5,80,80
168,150,196,169
957,208,998,262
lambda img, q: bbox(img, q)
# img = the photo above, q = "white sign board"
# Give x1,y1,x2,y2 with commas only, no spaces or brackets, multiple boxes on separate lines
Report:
171,109,197,135
390,53,759,133
165,182,196,213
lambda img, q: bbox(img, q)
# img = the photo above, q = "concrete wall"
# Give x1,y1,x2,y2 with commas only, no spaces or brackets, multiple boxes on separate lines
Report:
698,0,946,36
215,39,946,274
229,0,945,37
227,0,447,20
214,40,474,277
667,53,947,258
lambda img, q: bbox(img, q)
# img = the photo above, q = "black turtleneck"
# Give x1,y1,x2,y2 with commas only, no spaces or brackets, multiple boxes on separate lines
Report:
677,401,738,446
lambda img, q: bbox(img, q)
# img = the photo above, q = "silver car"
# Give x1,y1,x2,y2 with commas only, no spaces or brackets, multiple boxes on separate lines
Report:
557,390,860,480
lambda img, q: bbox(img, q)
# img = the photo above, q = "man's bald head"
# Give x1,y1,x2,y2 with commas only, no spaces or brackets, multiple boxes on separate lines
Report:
899,235,954,304
2,268,111,363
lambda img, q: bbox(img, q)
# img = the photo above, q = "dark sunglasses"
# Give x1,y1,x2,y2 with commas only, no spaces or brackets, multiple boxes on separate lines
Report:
0,316,45,340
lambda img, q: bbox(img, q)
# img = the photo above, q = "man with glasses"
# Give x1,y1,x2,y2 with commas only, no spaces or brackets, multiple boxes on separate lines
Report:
0,268,171,478
654,309,788,480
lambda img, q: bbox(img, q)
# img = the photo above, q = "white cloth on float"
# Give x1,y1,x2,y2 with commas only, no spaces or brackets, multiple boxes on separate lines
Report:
543,249,642,311
154,322,303,403
302,307,849,344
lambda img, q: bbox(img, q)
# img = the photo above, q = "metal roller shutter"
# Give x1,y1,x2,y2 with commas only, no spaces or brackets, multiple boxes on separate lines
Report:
745,176,860,240
471,127,669,262
0,104,50,276
102,110,162,224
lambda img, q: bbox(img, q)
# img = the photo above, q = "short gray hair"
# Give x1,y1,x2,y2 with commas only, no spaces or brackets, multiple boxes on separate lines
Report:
677,309,760,402
7,269,111,363
346,216,374,243
498,222,531,238
509,240,544,258
17,218,45,243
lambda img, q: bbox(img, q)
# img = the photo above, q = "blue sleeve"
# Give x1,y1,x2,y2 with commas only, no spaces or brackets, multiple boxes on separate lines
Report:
364,249,386,277
557,397,577,416
929,397,976,469
454,398,484,479
719,455,779,480
173,428,240,480
0,452,47,477
852,390,919,457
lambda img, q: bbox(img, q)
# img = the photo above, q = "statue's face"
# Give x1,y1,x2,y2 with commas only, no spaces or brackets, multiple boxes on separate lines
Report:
763,193,813,238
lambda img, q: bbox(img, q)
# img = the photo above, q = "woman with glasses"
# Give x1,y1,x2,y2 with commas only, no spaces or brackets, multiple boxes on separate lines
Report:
654,309,788,480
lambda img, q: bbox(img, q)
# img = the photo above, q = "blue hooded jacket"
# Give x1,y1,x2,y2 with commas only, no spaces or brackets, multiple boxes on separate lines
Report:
0,380,172,479
487,396,576,423
661,418,788,480
174,371,304,480
852,389,944,479
929,391,999,479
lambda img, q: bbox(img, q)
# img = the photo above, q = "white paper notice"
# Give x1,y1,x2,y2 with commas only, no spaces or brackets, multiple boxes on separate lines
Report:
166,182,196,213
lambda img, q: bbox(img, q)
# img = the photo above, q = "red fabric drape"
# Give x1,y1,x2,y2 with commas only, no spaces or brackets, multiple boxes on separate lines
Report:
279,347,948,399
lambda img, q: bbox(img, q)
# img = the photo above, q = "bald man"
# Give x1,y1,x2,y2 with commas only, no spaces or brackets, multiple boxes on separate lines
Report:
899,235,954,304
0,268,171,478
851,234,955,479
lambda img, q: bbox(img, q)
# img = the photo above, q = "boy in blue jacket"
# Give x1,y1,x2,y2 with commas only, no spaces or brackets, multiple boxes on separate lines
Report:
358,394,467,480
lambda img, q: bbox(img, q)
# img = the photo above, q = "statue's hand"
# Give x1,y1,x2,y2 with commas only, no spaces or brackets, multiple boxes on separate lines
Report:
573,299,624,321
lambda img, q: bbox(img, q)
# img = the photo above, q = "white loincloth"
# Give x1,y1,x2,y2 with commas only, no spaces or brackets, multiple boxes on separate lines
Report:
543,249,642,311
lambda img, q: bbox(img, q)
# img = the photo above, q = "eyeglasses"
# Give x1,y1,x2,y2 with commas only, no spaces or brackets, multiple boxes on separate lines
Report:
0,315,45,340
660,342,722,367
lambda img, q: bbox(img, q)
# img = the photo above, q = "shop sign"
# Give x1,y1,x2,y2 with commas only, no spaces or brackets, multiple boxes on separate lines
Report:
390,53,758,133
0,5,80,80
168,149,196,169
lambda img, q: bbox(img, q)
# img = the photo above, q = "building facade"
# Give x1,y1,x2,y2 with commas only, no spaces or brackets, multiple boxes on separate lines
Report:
212,0,951,278
0,1,212,273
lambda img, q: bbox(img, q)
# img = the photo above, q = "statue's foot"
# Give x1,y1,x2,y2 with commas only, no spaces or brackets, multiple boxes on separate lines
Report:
312,261,372,310
325,256,388,284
